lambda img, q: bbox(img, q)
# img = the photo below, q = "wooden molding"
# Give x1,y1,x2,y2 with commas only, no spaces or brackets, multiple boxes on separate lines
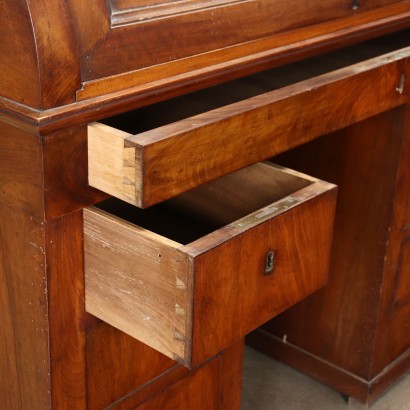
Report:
110,0,252,26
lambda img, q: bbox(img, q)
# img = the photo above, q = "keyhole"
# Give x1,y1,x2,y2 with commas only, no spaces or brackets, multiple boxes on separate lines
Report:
264,250,275,275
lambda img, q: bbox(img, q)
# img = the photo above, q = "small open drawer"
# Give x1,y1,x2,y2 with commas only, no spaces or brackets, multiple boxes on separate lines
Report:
88,32,410,208
84,162,336,368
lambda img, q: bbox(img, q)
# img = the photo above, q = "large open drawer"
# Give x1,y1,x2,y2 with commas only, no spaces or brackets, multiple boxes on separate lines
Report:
84,162,336,368
88,34,410,208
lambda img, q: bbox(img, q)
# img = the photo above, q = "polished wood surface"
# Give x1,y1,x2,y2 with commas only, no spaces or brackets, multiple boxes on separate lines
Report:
43,126,107,221
0,1,79,109
1,1,410,113
135,341,244,410
1,29,409,138
2,3,410,407
136,356,222,410
88,45,409,207
0,123,50,408
86,323,180,409
69,0,372,79
0,118,244,409
0,2,41,107
248,105,410,404
85,326,243,409
0,206,50,409
372,104,410,381
46,212,89,409
70,0,410,100
84,163,336,367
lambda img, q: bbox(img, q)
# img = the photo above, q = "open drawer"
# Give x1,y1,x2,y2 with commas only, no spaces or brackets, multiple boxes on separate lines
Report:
88,32,410,208
84,162,337,368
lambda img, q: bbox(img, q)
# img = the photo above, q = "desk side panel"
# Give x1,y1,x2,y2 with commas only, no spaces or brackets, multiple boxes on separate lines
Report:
373,103,410,378
0,123,50,408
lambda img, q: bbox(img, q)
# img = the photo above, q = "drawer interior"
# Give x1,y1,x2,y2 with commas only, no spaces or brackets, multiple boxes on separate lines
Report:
96,163,312,245
102,29,410,134
86,161,336,366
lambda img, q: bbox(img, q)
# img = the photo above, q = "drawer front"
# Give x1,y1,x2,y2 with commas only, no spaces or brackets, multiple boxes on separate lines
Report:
88,42,410,208
84,163,337,367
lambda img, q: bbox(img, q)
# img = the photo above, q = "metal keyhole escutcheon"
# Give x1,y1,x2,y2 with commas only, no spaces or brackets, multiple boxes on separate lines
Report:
264,250,275,275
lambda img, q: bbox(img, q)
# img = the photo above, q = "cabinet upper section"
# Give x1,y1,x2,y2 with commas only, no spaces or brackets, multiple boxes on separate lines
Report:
2,0,410,110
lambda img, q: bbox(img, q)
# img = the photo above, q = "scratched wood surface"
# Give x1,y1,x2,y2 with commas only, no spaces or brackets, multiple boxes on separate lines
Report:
0,123,50,409
84,163,336,367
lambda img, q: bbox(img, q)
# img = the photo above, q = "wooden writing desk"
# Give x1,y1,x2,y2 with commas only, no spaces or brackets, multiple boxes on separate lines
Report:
1,1,410,408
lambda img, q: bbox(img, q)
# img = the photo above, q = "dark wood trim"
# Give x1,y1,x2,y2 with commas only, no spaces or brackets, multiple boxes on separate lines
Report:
247,329,410,405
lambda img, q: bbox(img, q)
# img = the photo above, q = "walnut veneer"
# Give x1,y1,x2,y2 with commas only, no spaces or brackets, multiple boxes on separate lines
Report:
1,1,410,409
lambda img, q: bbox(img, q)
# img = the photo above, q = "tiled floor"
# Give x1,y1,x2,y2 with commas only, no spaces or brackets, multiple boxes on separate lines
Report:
241,347,410,410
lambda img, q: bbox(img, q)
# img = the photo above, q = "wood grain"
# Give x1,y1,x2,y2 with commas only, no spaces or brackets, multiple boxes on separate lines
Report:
2,4,410,406
0,122,44,218
86,322,182,409
372,102,410,376
67,0,409,83
0,123,50,408
84,163,336,367
73,0,353,79
43,126,108,221
218,339,244,410
110,0,250,26
1,29,409,137
47,212,87,409
22,0,80,108
84,207,193,364
88,48,409,207
88,123,140,206
190,188,336,365
88,338,243,409
0,2,41,107
77,2,410,100
0,205,51,409
136,355,221,410
251,106,409,403
0,1,80,109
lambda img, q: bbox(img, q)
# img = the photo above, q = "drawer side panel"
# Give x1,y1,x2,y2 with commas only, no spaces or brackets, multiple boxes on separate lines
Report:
83,207,192,364
88,123,142,206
